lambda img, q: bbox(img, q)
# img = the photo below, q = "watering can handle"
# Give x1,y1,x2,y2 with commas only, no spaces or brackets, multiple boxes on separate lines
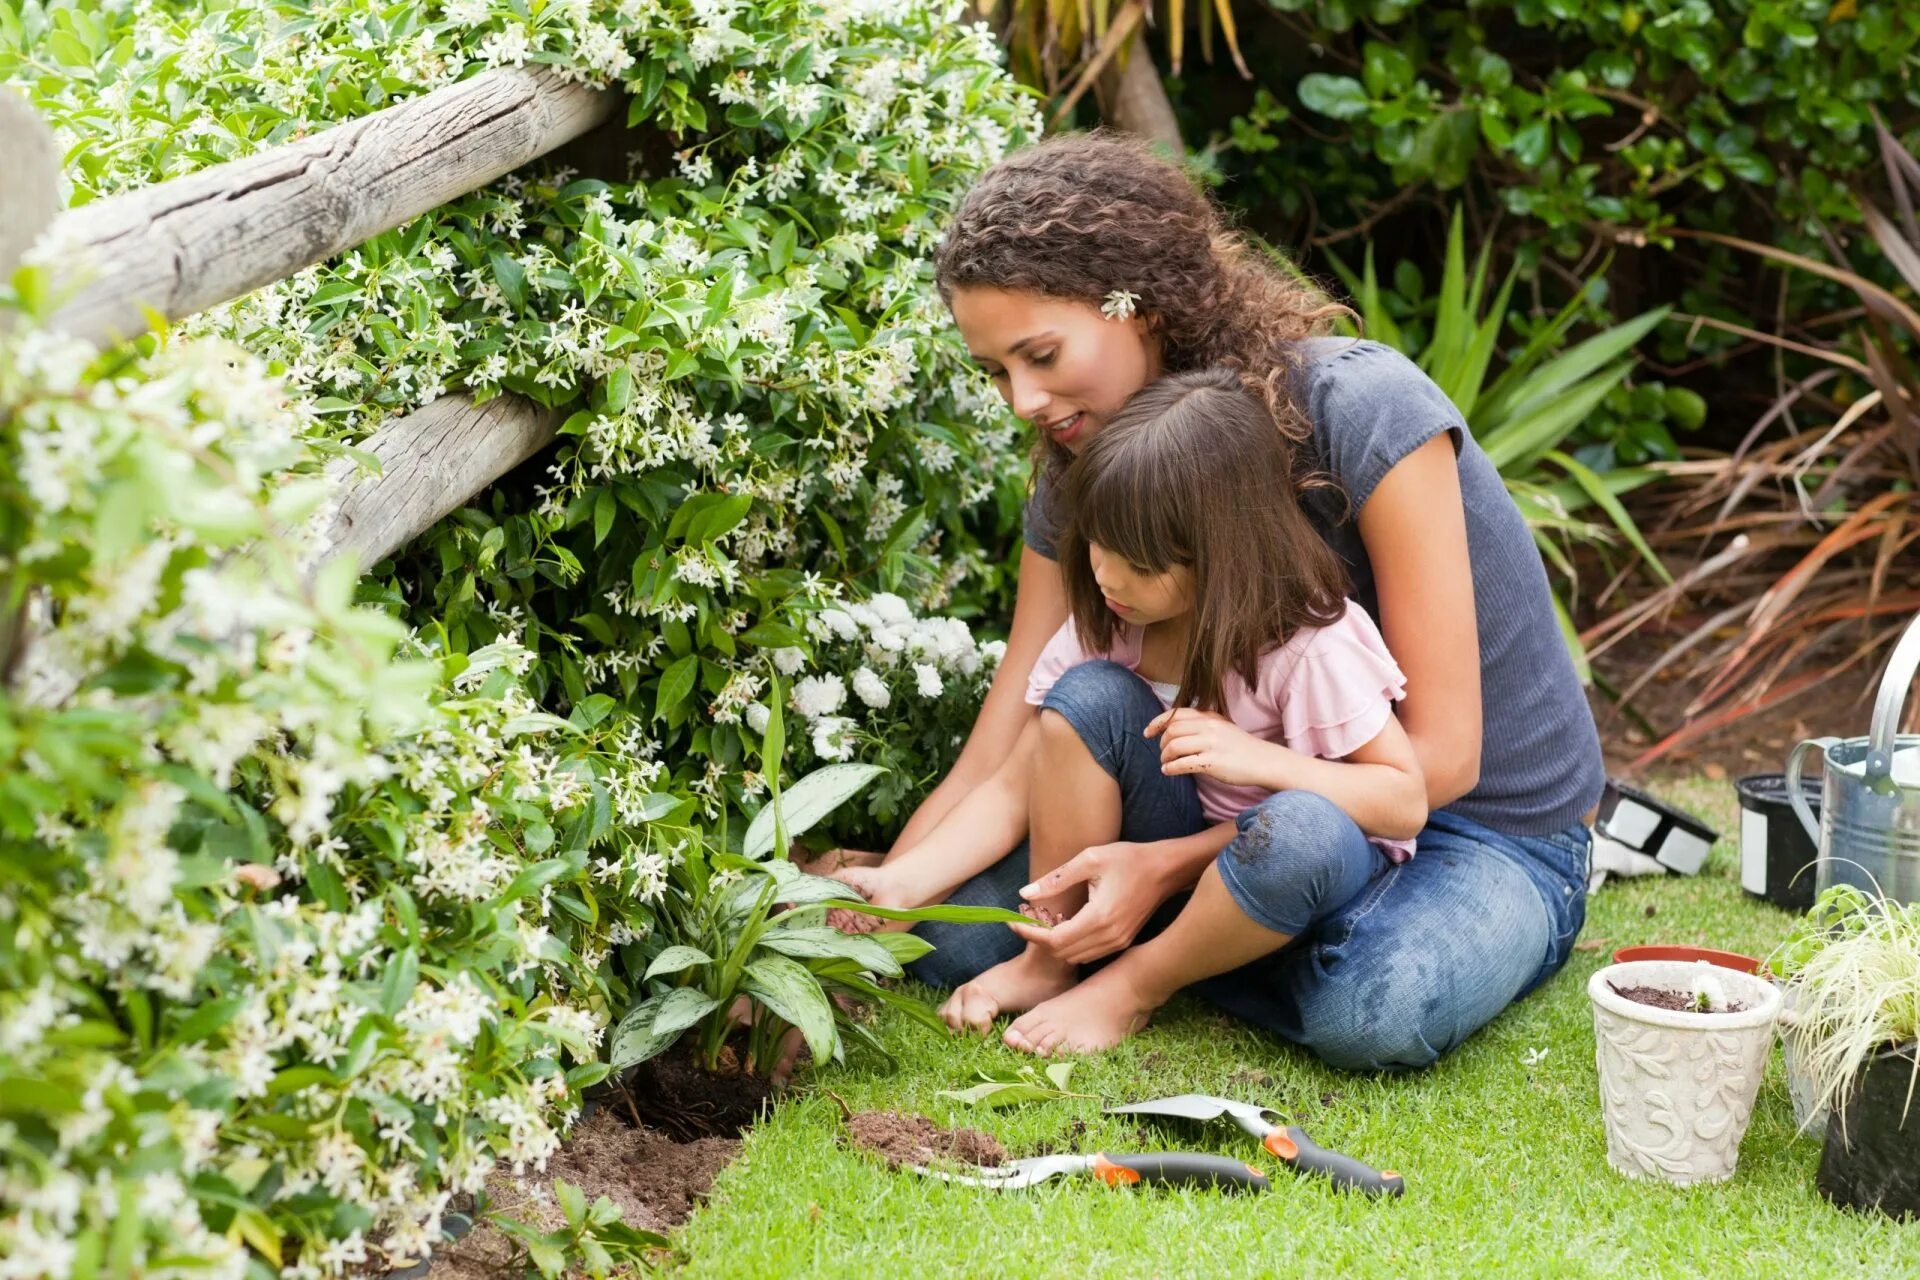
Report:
1865,610,1920,779
1785,737,1836,847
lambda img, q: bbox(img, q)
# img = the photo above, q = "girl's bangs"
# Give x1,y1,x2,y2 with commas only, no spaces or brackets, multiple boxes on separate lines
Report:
1074,451,1188,572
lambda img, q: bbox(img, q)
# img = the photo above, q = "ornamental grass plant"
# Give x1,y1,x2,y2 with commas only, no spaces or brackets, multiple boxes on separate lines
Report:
1777,891,1920,1126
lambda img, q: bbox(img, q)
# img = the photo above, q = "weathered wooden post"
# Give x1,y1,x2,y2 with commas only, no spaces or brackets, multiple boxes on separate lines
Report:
0,88,66,690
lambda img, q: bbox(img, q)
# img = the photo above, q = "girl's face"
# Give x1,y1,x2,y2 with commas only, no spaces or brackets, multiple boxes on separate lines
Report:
1087,542,1193,626
948,285,1163,453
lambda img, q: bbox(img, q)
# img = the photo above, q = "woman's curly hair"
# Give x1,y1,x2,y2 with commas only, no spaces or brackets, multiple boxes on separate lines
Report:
934,130,1349,491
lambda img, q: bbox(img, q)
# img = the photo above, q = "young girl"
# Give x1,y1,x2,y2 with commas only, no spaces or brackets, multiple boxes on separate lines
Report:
834,368,1427,1055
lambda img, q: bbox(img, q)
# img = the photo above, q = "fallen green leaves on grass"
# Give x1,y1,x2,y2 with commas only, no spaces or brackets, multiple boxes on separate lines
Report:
936,1061,1094,1109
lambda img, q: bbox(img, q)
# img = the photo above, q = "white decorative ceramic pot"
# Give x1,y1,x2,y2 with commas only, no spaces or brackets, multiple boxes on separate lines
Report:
1589,959,1782,1185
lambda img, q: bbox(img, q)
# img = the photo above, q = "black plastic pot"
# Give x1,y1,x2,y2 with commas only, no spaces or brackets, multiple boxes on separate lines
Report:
1817,1042,1920,1220
1736,773,1824,913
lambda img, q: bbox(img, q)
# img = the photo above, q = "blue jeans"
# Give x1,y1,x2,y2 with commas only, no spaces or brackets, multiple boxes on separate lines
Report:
909,661,1592,1072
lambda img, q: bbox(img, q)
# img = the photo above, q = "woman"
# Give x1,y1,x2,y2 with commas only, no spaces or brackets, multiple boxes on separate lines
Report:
866,132,1600,1071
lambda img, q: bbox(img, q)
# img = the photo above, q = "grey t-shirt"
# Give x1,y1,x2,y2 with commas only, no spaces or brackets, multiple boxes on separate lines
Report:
1023,337,1604,837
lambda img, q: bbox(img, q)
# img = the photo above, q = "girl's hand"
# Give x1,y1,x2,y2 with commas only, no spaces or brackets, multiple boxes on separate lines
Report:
1144,707,1279,788
1007,842,1164,965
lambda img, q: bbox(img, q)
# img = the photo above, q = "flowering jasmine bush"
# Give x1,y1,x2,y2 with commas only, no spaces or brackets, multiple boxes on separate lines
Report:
5,0,1038,816
0,296,703,1275
2,0,1036,1275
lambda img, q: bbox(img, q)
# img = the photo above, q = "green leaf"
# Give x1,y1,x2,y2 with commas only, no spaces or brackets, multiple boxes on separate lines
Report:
1298,73,1371,120
758,927,902,976
498,858,574,904
654,653,700,720
650,987,720,1039
609,995,681,1069
554,1179,588,1227
593,489,615,547
1479,307,1669,432
1480,363,1635,471
687,493,753,545
934,1063,1094,1109
381,948,420,1017
644,945,714,980
742,763,886,857
739,621,806,648
744,955,837,1065
1541,450,1673,583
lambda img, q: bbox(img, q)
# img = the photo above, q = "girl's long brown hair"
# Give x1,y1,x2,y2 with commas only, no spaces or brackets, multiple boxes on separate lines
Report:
1059,369,1350,713
933,130,1351,497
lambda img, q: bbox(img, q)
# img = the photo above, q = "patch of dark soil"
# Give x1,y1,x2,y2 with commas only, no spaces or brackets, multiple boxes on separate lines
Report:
422,1108,738,1280
846,1111,1006,1170
619,1039,774,1140
1608,982,1748,1014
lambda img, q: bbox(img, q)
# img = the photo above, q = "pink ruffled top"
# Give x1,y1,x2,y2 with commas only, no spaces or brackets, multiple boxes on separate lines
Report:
1025,601,1415,860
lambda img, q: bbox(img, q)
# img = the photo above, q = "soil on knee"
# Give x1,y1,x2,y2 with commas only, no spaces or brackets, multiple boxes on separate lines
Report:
422,1108,739,1279
846,1111,1006,1170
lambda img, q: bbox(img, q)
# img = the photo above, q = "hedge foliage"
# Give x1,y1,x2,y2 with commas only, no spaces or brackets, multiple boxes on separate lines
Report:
0,0,1034,1274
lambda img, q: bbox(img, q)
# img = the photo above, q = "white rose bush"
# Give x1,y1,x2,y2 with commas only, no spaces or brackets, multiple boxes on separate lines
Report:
2,0,1037,1275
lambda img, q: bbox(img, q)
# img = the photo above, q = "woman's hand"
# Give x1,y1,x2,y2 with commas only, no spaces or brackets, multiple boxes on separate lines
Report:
1144,707,1279,788
1007,841,1168,965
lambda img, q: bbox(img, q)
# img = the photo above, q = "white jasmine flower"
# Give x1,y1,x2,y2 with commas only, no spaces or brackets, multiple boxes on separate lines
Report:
1101,289,1140,321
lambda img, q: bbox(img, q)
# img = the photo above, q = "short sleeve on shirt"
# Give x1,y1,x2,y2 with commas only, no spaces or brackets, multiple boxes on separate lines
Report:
1023,483,1062,561
1024,620,1090,705
1278,604,1408,760
1297,338,1467,513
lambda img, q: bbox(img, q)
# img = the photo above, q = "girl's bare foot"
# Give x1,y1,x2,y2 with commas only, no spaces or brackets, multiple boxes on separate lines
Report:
1003,959,1163,1056
938,945,1079,1034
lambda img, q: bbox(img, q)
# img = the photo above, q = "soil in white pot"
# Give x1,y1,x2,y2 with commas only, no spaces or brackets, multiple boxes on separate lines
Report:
1590,959,1781,1186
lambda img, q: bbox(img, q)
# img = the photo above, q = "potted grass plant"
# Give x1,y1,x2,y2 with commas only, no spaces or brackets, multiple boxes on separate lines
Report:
1762,885,1879,1139
1588,957,1781,1184
1775,892,1920,1219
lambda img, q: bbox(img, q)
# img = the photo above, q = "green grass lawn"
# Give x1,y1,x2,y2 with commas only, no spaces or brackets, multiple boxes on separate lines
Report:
667,779,1920,1278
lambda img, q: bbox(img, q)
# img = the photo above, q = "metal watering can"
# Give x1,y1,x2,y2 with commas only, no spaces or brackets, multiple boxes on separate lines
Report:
1785,609,1920,906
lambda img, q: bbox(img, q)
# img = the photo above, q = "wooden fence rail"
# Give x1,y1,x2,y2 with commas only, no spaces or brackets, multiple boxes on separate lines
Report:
5,69,614,688
47,66,616,350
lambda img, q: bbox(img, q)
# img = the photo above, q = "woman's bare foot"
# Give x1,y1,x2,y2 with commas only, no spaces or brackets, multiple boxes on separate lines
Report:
1003,960,1163,1056
938,944,1079,1034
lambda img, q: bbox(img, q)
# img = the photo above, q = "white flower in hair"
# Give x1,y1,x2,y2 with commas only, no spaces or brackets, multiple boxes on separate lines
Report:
1101,289,1140,322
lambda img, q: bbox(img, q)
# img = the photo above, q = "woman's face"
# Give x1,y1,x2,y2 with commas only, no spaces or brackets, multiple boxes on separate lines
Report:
948,285,1162,453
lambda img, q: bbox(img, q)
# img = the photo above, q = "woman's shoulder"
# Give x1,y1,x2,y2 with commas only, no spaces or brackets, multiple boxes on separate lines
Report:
1288,337,1467,510
1290,337,1460,422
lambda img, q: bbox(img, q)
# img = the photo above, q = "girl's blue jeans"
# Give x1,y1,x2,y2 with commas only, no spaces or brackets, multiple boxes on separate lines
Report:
907,660,1592,1072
